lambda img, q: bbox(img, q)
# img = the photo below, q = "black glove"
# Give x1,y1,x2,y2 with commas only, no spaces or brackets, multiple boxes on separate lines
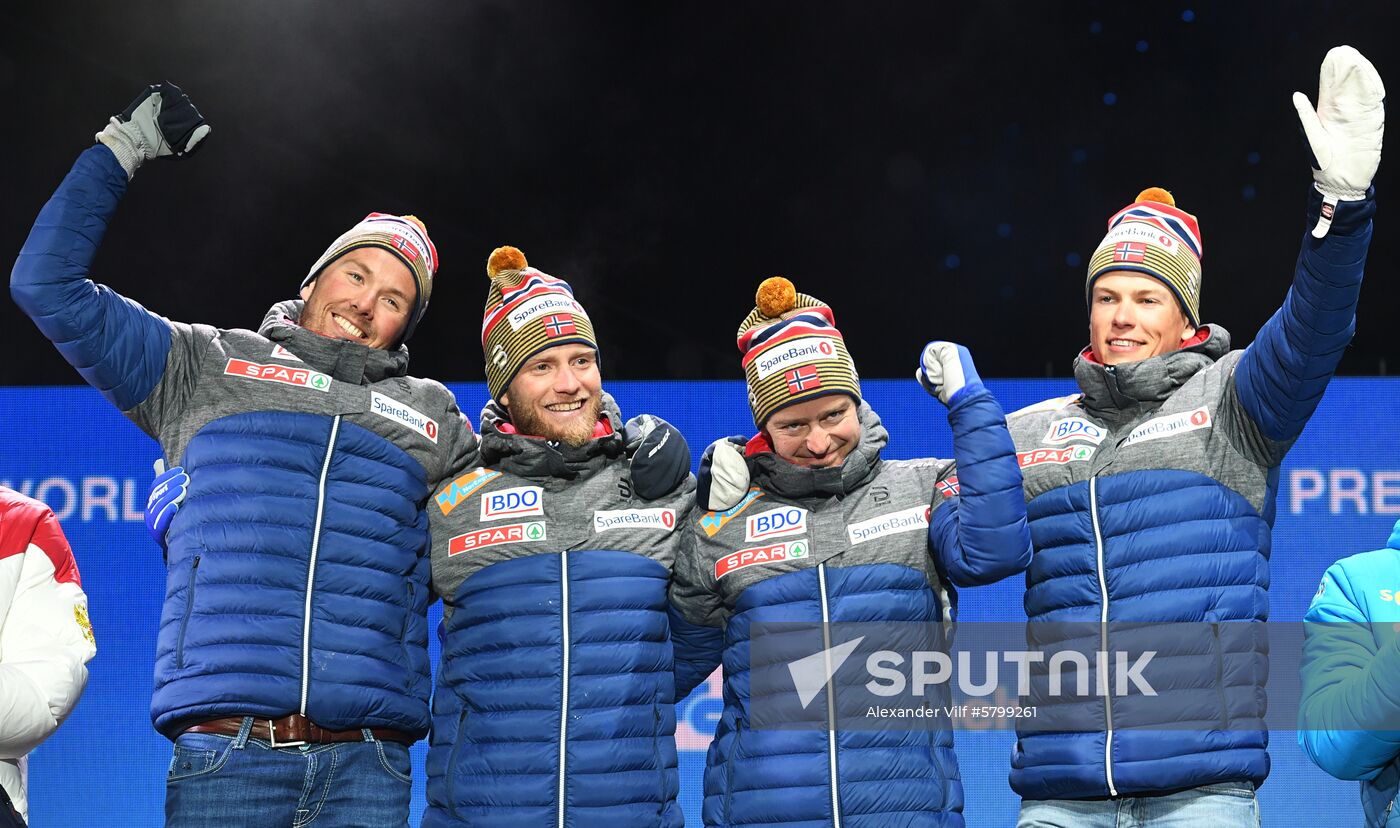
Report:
624,415,691,500
96,81,211,178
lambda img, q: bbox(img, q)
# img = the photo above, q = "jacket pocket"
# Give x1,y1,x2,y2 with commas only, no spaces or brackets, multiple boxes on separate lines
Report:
723,720,746,824
444,706,469,819
653,697,667,810
176,555,201,670
1209,616,1231,729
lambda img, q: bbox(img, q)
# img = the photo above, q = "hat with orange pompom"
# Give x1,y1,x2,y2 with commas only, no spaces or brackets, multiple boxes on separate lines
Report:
479,245,597,402
1086,187,1204,326
736,277,861,426
300,212,440,342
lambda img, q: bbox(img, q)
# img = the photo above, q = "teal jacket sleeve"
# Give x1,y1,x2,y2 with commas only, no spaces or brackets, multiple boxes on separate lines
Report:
1299,553,1400,781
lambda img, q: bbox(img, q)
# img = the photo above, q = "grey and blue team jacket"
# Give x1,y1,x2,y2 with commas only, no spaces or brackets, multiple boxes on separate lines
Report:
669,391,1031,828
11,145,477,739
423,396,695,828
1005,187,1376,801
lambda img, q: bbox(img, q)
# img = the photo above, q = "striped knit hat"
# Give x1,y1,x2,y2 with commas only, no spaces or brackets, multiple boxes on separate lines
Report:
1086,187,1204,326
301,212,440,342
737,277,861,427
480,246,598,402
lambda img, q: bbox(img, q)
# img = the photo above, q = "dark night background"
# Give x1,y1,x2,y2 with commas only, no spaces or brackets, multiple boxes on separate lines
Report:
3,1,1398,389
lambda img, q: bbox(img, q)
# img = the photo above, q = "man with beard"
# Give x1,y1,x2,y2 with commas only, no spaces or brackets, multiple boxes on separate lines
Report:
422,246,695,828
11,83,477,826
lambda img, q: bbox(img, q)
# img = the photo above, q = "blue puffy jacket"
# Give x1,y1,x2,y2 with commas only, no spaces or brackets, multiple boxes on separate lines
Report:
423,400,695,828
1003,186,1375,800
11,146,476,738
670,390,1032,827
1299,518,1400,827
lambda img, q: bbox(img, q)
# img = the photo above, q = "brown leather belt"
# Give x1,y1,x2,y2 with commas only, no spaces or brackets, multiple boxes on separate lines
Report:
182,714,417,747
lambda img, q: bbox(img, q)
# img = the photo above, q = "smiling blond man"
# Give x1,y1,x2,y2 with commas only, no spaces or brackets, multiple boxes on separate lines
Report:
423,246,696,828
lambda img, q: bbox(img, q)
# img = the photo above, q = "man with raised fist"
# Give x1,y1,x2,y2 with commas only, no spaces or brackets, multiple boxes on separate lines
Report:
11,83,477,826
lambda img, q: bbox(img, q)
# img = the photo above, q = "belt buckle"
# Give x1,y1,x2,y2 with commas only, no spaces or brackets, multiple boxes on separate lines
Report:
266,718,308,749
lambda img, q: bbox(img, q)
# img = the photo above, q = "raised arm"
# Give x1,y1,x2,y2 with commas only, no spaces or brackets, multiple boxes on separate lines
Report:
11,82,210,411
1234,46,1384,444
918,342,1032,587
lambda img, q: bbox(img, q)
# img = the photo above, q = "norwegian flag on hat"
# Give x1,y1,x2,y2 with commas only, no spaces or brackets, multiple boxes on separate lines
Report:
785,365,822,395
544,314,577,338
1113,241,1147,263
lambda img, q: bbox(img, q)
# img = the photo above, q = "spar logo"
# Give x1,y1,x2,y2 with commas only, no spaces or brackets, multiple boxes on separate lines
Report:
1043,417,1106,445
448,521,546,556
700,487,765,538
594,508,677,533
434,469,502,515
481,486,544,521
369,391,438,443
716,539,810,580
754,337,838,380
1122,406,1211,447
224,358,330,391
1018,445,1094,469
847,505,931,546
745,506,807,542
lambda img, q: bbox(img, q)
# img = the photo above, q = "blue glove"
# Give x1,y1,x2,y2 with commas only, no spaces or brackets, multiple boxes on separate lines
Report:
916,341,984,407
697,436,749,512
146,459,189,557
624,415,691,500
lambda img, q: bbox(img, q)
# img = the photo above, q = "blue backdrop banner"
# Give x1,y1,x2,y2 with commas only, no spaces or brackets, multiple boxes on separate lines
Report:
2,377,1397,826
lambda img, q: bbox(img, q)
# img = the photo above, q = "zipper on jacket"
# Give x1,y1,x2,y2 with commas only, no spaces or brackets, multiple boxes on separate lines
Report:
1088,476,1117,796
301,415,341,715
176,554,201,669
557,551,572,828
817,563,843,828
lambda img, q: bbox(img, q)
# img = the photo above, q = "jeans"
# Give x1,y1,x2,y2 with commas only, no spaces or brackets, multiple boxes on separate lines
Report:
165,717,412,828
1017,782,1261,828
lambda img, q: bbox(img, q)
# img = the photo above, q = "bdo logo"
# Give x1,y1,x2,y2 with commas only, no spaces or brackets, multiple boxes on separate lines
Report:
481,486,545,521
746,506,808,542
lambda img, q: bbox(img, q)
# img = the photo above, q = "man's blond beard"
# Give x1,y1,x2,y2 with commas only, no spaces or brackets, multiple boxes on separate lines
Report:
507,396,604,447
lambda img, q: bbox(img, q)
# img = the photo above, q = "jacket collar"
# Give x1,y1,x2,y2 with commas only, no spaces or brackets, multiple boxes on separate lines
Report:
746,401,887,500
478,393,626,481
259,300,410,384
1074,324,1230,417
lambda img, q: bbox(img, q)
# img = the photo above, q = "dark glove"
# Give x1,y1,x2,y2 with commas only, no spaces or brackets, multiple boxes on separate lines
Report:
146,459,189,558
96,81,211,178
697,436,749,512
624,414,691,500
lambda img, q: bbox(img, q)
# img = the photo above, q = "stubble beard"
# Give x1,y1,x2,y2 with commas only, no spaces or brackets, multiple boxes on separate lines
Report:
508,396,604,447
